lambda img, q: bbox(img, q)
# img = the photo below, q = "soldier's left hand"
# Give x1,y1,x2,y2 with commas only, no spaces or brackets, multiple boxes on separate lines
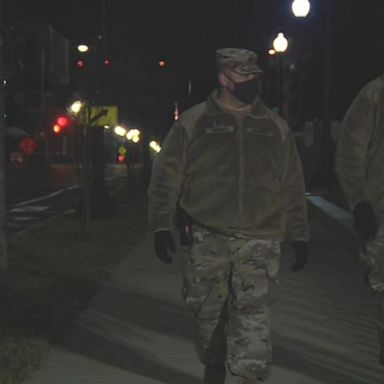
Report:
291,241,308,272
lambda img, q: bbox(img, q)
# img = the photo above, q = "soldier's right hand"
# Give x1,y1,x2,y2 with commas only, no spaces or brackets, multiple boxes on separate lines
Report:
353,201,378,242
154,230,176,264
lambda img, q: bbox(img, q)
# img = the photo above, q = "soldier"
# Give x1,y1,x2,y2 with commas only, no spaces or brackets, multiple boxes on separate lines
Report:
148,48,309,383
335,74,384,365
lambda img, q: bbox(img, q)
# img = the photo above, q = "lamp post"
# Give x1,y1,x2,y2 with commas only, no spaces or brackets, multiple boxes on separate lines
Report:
272,32,289,116
0,0,8,287
69,100,118,228
291,0,333,193
187,77,192,107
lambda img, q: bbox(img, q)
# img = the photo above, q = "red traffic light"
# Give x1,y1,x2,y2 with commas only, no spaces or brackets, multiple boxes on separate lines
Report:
117,154,126,163
103,58,111,66
52,115,71,135
57,116,70,127
76,59,85,68
158,60,166,68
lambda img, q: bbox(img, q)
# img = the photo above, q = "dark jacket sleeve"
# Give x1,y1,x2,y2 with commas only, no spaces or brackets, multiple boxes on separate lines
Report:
148,123,187,232
281,128,309,241
335,89,374,209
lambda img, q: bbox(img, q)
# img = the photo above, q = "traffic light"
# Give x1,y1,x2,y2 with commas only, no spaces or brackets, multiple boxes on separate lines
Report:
158,60,166,68
117,154,126,163
173,101,179,122
75,59,85,68
52,124,63,134
52,115,71,135
103,58,111,67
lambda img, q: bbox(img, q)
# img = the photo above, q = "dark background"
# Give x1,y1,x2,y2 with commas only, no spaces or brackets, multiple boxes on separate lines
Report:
3,0,384,138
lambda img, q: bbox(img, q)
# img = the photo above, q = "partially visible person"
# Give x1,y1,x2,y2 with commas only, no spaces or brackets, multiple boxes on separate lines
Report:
335,74,384,364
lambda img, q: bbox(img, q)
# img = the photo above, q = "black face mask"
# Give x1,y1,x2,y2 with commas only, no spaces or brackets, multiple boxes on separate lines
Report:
227,75,260,104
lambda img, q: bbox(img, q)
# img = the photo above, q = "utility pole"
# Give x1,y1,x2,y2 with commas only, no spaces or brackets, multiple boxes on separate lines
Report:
0,0,8,287
187,77,192,107
101,0,106,54
75,104,116,223
277,54,284,117
80,109,91,230
321,0,333,196
86,1,117,219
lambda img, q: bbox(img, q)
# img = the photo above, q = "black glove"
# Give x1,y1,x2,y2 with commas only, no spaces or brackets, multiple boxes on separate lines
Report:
154,230,176,264
353,201,378,242
291,241,308,272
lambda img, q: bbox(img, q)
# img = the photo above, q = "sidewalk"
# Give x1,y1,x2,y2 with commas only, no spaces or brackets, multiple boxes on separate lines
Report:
25,196,384,384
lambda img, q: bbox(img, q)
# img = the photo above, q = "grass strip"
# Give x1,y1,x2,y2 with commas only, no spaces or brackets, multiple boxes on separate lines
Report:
0,176,148,383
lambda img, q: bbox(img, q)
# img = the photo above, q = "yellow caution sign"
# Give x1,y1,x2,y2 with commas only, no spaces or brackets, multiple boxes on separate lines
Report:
90,105,118,127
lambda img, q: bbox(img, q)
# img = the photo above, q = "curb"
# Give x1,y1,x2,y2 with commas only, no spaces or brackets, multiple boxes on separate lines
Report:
307,195,361,254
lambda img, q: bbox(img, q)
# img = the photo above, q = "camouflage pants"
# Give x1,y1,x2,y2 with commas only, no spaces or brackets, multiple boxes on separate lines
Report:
359,224,384,362
180,225,280,380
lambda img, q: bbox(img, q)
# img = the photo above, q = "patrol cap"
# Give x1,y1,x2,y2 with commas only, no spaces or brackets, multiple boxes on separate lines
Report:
216,48,263,75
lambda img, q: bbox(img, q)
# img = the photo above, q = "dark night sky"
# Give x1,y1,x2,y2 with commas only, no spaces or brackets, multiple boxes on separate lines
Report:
4,0,384,121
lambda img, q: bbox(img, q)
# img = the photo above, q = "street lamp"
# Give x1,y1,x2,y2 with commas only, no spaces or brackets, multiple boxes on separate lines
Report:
149,140,161,154
273,32,288,53
291,0,311,17
77,44,89,53
114,125,127,137
272,33,289,116
69,100,84,115
126,128,141,143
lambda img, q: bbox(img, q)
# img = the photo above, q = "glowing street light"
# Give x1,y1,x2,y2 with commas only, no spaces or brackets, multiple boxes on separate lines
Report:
149,140,161,153
69,100,84,115
291,0,311,18
77,44,89,53
114,125,127,136
273,32,289,53
126,129,141,143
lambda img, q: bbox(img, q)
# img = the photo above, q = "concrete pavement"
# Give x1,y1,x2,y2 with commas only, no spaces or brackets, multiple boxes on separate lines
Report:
25,196,384,384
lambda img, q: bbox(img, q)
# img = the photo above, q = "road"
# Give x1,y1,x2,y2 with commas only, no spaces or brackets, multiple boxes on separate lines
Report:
5,163,128,236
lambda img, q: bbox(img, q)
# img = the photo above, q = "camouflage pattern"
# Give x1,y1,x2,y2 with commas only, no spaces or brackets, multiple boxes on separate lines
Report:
216,48,263,75
335,75,384,216
180,225,280,380
359,224,384,294
359,224,384,361
335,75,384,364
